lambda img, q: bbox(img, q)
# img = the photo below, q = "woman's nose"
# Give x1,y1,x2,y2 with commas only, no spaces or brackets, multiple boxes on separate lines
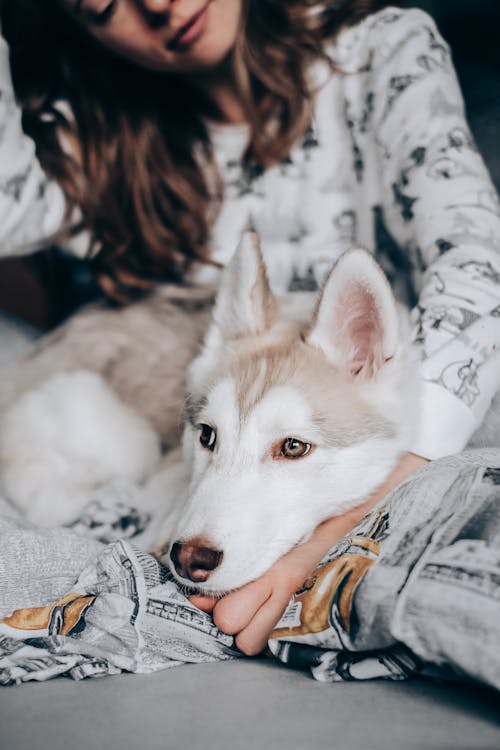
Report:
138,0,172,18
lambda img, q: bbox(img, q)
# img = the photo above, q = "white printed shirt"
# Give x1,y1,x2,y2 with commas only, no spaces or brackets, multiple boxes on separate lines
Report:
1,7,500,459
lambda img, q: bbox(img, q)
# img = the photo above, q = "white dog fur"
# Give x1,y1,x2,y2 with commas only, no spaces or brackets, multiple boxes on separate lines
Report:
0,232,418,593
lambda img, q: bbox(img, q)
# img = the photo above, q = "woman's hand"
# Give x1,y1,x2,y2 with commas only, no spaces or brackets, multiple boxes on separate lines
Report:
189,451,429,656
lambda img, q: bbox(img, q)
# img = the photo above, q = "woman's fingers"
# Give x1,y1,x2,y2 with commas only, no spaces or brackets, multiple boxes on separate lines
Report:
189,580,288,656
211,576,274,635
188,595,217,613
234,590,293,656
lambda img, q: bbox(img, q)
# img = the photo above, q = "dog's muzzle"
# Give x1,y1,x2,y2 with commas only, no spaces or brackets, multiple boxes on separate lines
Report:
170,539,223,583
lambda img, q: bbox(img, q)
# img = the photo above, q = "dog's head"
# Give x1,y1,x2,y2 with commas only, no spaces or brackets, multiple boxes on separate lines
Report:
167,232,418,594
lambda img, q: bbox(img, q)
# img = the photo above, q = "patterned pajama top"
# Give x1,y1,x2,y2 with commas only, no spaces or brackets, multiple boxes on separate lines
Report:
1,7,499,459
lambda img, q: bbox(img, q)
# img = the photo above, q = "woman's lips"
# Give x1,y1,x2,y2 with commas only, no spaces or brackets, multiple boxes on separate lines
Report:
168,4,210,50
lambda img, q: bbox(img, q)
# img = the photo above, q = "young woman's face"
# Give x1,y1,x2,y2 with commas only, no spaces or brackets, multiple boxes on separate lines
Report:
61,0,243,73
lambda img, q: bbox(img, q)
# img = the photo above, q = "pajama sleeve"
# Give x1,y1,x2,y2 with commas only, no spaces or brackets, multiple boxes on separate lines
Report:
0,31,69,257
369,9,500,459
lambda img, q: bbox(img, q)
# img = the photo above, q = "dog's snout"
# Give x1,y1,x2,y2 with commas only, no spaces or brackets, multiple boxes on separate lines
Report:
170,538,223,583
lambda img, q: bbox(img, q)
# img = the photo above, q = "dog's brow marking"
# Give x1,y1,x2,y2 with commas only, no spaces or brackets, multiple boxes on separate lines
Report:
234,341,297,423
236,357,269,420
183,394,207,426
312,412,396,448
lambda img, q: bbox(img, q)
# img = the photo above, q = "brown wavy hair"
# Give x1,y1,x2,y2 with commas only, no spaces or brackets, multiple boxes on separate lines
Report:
1,0,382,301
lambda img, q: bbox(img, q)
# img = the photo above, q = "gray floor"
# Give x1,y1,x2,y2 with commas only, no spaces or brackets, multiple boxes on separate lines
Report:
1,660,500,750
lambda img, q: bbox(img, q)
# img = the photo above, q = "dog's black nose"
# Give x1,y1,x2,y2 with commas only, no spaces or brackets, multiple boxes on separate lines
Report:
170,539,223,583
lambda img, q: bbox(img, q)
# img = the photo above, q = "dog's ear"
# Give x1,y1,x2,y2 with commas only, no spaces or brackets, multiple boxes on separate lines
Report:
210,230,277,341
187,231,277,391
306,248,400,377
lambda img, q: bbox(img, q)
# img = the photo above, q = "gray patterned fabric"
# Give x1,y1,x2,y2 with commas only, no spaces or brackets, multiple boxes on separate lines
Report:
0,509,238,684
1,449,500,690
269,450,500,690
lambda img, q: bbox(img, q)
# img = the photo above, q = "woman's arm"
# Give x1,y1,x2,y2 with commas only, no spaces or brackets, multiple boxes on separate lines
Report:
368,8,500,460
0,31,68,257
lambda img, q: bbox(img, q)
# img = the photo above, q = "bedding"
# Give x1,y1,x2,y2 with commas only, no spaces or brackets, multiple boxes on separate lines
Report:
1,449,499,690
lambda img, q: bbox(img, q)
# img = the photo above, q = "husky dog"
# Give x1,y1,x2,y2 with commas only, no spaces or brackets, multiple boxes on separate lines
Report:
0,233,418,593
161,233,418,593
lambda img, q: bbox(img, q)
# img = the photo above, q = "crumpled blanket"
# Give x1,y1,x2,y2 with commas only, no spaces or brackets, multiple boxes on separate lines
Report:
1,449,500,689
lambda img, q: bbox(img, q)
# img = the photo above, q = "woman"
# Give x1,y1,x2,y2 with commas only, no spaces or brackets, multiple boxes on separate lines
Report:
1,0,499,655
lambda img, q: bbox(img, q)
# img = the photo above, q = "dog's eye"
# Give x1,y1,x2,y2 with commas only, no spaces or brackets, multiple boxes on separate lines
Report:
199,424,216,451
280,438,312,459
